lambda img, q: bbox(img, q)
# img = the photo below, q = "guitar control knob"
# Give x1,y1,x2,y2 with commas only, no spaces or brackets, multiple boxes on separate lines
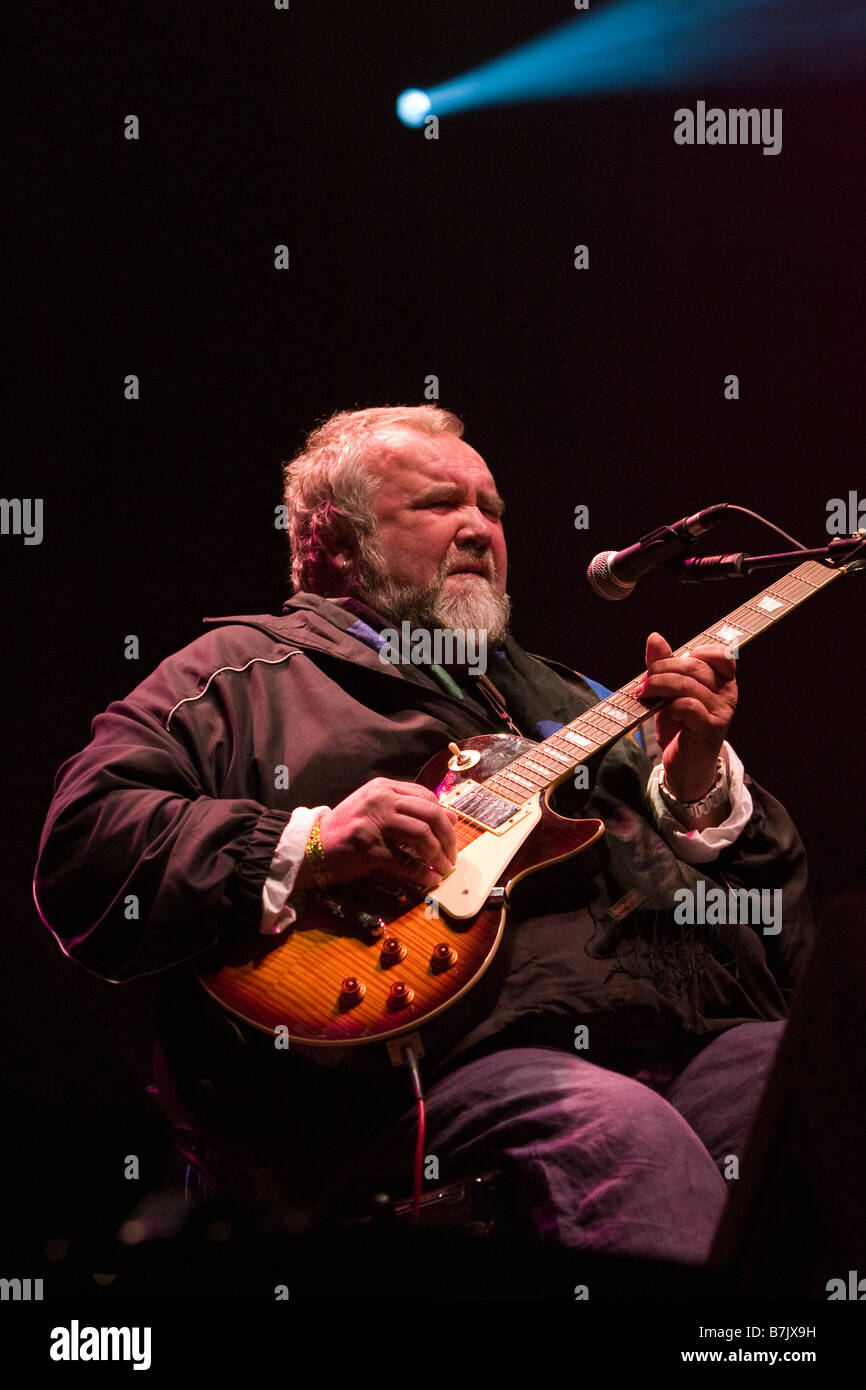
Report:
431,942,458,971
387,982,414,1009
380,936,407,965
339,977,366,1006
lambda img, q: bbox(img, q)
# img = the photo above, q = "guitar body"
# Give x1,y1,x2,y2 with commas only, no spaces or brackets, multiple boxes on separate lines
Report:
198,733,605,1061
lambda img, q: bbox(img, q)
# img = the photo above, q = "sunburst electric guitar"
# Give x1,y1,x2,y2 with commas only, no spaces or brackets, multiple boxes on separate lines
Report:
199,552,862,1062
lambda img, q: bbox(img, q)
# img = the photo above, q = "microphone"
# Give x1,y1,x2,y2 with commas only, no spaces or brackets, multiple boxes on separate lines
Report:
586,503,729,600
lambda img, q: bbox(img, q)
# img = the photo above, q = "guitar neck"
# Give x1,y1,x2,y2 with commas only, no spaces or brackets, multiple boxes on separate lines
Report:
482,558,843,804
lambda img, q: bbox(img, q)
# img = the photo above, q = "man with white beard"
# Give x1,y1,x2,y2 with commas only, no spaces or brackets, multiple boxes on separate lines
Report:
35,405,812,1267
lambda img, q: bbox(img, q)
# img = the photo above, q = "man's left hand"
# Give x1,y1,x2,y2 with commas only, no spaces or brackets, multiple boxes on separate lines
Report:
637,631,738,803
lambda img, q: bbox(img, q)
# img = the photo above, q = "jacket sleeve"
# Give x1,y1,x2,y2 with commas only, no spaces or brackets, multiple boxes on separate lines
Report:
585,711,814,1003
708,773,815,994
33,657,293,983
641,716,814,992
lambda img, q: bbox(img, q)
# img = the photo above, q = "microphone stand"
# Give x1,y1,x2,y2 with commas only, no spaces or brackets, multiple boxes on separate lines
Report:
667,533,866,582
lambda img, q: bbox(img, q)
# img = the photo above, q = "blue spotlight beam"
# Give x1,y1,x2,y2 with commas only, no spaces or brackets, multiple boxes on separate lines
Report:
399,0,866,122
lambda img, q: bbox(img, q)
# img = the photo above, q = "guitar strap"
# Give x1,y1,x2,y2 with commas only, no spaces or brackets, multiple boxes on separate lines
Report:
471,672,525,738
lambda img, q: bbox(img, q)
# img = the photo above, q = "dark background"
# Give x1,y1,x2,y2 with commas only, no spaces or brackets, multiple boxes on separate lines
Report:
6,1,864,1252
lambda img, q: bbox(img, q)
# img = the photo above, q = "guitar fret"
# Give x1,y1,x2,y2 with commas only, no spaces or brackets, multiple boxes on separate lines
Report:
752,594,786,616
519,758,559,780
614,700,648,721
599,702,631,724
543,738,582,767
536,745,572,767
508,763,549,788
793,564,830,588
582,711,622,737
777,569,825,597
558,728,597,751
501,769,541,791
588,704,626,727
525,748,571,773
725,609,763,634
714,621,747,646
489,756,542,789
738,600,780,624
482,777,523,803
673,635,709,657
740,603,776,628
618,683,648,707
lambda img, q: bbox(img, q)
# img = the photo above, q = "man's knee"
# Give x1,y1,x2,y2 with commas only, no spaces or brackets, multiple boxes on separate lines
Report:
416,1047,725,1259
421,1046,715,1172
666,1021,786,1170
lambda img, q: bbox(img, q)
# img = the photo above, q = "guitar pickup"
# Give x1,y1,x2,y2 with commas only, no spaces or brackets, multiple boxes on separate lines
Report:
440,781,530,834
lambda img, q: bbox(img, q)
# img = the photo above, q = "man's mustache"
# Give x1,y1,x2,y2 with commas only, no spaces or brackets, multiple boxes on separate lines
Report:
441,550,496,581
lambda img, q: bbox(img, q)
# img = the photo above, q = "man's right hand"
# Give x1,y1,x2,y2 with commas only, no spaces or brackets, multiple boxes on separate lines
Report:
299,778,459,890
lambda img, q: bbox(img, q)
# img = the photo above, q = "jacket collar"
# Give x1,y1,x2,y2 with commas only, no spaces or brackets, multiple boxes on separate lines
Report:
201,592,497,705
201,592,402,672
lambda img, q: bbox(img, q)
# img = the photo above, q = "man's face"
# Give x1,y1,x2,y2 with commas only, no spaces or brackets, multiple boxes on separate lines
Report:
354,427,511,644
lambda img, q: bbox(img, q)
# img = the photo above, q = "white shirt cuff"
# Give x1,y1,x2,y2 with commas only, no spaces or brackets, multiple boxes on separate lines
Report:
647,742,753,864
260,804,331,935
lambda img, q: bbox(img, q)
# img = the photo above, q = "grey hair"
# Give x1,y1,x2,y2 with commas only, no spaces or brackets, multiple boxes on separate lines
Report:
282,404,464,594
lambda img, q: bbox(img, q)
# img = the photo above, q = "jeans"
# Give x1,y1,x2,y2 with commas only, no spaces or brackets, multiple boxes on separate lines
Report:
378,1021,784,1264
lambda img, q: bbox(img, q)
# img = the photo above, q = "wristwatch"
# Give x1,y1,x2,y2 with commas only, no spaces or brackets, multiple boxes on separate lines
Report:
658,756,729,823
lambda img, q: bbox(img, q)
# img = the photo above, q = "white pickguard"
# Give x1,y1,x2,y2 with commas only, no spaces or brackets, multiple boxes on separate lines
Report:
429,791,542,919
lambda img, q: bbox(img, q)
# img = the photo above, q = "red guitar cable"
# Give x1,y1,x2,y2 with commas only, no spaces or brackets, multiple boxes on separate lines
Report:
402,1045,426,1227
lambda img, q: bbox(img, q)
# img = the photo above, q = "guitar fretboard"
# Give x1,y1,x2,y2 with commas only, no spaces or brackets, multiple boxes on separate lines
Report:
481,559,842,806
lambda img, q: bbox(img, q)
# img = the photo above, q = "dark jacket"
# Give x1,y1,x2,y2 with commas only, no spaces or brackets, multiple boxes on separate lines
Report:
34,593,813,1120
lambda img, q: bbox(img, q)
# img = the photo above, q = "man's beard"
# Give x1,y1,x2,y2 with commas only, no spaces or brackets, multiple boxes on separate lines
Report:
357,549,512,650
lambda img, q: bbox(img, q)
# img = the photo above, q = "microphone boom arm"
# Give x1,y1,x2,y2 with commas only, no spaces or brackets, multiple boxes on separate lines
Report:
669,533,866,581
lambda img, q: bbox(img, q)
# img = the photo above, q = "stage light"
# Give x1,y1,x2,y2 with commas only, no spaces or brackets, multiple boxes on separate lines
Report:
396,0,866,124
397,88,432,127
